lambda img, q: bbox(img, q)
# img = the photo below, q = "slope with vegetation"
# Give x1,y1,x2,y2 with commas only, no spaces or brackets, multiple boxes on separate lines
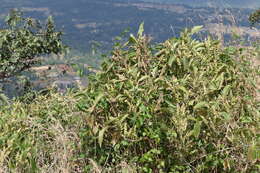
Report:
140,0,260,8
0,21,259,172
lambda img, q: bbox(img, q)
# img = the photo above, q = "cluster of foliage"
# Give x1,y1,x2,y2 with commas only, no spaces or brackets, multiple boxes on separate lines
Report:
0,90,84,172
249,8,260,26
0,24,259,172
77,25,260,172
0,10,65,80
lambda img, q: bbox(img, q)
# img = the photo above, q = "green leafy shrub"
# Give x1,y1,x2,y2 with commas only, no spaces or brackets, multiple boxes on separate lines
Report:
0,24,259,172
0,10,66,80
77,24,260,172
249,8,260,26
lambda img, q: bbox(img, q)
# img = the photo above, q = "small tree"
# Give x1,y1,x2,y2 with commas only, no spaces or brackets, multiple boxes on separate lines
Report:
249,8,260,26
0,10,66,80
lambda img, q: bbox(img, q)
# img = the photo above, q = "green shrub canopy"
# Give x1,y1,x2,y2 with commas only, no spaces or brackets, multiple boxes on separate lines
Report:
0,24,259,172
0,10,65,80
249,8,260,26
77,24,260,172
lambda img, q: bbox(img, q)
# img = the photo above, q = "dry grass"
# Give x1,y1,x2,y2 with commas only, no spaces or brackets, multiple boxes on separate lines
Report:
0,91,86,172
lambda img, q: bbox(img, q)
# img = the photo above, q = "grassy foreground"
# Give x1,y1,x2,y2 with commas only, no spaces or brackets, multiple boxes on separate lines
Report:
0,26,259,172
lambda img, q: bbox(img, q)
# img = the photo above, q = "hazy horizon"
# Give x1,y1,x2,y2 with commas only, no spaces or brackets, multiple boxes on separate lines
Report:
139,0,260,9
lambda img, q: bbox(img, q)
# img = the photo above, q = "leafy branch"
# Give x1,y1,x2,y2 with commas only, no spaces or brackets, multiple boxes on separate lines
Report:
0,10,66,80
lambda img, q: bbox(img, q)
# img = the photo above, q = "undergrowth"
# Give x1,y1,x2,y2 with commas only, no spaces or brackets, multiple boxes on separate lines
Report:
0,25,259,172
0,90,85,172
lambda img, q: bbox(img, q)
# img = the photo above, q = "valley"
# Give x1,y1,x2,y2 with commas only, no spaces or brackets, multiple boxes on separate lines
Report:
0,0,258,52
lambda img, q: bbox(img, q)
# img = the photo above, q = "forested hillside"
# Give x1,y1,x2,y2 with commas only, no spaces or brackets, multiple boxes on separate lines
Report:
0,0,258,52
140,0,260,8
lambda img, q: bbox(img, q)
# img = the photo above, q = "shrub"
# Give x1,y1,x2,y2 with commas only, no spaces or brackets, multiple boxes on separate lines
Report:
0,24,259,172
0,10,66,80
77,24,260,172
0,90,84,172
249,8,260,26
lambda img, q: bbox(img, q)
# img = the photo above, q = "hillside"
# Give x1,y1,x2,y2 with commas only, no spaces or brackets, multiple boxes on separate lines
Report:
139,0,260,8
0,0,258,52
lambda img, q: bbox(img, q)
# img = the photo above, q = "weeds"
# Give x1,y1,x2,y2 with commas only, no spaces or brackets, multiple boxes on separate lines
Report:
0,91,85,172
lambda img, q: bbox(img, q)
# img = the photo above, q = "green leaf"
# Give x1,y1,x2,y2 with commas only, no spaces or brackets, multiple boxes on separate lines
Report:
0,93,9,105
171,41,179,49
193,42,205,50
129,34,137,44
128,51,136,58
137,22,144,37
178,86,189,95
165,100,176,108
222,85,231,97
247,144,260,161
168,55,176,67
216,73,224,89
191,25,203,34
151,66,158,77
221,112,231,121
138,75,149,83
194,102,209,110
88,93,104,113
192,121,202,138
98,126,109,147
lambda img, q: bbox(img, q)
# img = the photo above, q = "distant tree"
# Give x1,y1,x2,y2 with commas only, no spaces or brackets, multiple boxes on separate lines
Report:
0,10,66,80
249,8,260,26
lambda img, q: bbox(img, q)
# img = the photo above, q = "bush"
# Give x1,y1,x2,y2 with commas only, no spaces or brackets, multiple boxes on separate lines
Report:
0,25,259,172
77,24,260,172
249,8,260,26
0,10,66,80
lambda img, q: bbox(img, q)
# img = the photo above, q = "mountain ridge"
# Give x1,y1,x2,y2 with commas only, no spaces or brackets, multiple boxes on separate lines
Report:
137,0,260,9
0,0,258,52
